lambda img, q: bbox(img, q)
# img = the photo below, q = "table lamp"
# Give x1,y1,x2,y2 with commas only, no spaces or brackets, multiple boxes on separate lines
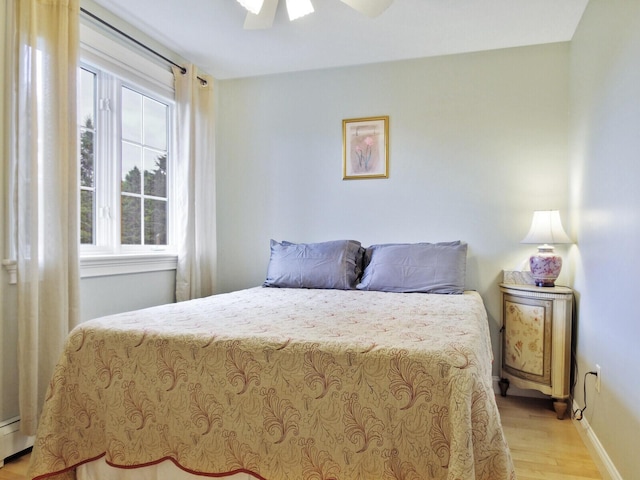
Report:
521,210,572,287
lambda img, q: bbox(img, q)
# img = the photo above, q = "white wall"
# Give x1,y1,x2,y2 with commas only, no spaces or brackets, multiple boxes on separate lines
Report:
569,1,640,478
216,43,572,376
80,271,175,322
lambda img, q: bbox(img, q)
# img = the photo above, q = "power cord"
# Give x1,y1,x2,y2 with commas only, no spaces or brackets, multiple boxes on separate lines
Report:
573,370,598,421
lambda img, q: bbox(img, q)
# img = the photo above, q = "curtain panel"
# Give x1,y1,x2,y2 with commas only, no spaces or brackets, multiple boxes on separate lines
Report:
9,0,81,435
173,66,217,301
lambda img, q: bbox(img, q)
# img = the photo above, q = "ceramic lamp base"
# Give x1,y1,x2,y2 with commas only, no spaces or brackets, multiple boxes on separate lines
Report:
529,245,562,287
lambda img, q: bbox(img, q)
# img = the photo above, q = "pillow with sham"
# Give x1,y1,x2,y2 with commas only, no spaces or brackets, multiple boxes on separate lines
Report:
357,241,467,294
264,239,364,290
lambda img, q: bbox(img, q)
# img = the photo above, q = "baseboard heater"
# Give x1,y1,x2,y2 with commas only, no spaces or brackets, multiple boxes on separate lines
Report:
0,417,34,468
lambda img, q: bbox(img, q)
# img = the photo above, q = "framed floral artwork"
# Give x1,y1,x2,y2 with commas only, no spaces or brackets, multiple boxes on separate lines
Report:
342,116,389,179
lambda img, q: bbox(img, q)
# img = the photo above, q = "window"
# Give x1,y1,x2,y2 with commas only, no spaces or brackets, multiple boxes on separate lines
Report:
77,53,175,258
120,87,169,246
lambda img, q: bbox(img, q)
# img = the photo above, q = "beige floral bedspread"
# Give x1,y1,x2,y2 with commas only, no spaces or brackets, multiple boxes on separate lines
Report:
29,287,515,480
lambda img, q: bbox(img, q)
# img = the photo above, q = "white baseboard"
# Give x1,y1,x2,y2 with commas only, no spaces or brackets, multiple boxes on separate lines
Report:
0,417,34,467
571,400,622,480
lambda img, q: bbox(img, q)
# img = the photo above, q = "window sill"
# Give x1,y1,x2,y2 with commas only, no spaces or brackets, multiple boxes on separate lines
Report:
2,254,177,284
80,253,177,278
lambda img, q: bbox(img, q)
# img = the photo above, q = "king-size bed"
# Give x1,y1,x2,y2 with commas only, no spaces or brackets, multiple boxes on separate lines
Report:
28,240,515,480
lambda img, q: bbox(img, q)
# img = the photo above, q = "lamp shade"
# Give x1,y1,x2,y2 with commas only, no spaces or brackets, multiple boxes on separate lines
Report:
521,210,571,245
237,0,265,14
521,210,571,287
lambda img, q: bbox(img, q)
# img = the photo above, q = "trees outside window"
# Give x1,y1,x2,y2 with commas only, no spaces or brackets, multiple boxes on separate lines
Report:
79,68,96,245
78,65,173,253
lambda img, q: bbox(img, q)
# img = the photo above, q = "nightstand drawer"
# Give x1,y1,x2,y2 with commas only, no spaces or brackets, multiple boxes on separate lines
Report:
502,293,553,386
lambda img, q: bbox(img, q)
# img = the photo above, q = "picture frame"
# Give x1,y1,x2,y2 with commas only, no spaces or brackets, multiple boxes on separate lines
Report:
342,116,389,179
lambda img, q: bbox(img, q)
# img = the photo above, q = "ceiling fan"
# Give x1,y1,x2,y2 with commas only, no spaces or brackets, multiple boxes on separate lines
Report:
237,0,394,29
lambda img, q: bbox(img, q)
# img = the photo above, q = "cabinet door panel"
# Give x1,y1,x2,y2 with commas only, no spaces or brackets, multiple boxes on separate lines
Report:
502,294,552,386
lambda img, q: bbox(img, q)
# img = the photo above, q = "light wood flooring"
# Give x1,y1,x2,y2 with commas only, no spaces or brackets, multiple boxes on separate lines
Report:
497,395,603,480
0,395,602,480
0,453,30,480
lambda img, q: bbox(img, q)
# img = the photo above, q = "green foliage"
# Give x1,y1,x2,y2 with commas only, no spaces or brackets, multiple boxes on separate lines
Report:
121,155,167,245
80,115,168,246
80,116,94,244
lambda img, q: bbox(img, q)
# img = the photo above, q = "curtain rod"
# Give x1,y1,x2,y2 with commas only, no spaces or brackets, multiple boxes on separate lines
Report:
80,7,208,86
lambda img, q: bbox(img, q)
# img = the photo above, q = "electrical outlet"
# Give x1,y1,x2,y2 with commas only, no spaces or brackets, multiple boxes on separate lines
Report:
596,364,601,393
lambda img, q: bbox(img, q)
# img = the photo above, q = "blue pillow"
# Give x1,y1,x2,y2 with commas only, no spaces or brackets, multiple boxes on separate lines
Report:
264,239,364,290
357,242,467,294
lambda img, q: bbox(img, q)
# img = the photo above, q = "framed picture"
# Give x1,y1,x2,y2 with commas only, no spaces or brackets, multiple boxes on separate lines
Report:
342,116,389,179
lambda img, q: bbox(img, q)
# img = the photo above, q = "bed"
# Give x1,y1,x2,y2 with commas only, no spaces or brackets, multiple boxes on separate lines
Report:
28,241,515,480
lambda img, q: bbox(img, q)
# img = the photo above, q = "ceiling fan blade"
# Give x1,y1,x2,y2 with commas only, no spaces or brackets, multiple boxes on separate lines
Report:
244,0,279,29
339,0,394,18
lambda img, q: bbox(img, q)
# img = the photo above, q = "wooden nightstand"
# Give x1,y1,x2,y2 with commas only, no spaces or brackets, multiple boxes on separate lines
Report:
498,283,573,419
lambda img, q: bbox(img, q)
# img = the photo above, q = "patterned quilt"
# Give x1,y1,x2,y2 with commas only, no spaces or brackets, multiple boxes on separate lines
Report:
29,287,515,480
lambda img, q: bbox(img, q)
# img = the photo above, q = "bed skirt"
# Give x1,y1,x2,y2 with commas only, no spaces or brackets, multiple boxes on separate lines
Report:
78,457,256,480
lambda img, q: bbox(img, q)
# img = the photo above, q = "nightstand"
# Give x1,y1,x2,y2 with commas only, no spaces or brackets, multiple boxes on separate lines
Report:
498,283,573,419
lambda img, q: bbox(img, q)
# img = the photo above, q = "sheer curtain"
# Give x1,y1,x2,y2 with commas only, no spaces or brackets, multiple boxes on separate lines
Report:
173,66,217,301
9,0,80,435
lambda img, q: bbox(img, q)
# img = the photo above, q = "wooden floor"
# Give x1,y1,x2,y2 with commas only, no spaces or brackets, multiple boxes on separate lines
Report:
0,395,602,480
497,395,603,480
0,453,30,480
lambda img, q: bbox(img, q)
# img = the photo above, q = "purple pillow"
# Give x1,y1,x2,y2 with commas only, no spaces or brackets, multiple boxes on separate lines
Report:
264,239,364,290
357,242,467,294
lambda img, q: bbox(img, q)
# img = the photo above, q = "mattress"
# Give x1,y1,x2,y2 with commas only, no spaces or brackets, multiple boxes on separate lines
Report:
29,287,515,480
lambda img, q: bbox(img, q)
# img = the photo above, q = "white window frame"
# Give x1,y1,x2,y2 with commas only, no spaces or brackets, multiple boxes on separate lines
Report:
79,22,177,277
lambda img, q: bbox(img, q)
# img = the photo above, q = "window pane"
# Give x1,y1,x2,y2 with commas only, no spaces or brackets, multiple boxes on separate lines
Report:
144,198,166,245
122,87,142,143
143,150,167,198
80,190,94,244
121,195,141,245
79,68,96,245
121,142,142,194
79,68,95,128
80,129,94,188
143,96,167,150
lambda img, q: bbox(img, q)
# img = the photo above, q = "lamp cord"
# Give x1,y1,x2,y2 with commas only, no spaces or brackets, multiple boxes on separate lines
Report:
573,371,597,421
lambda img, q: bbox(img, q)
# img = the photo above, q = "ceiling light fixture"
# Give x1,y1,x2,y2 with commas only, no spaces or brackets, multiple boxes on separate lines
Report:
238,0,394,29
237,0,265,15
285,0,314,21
